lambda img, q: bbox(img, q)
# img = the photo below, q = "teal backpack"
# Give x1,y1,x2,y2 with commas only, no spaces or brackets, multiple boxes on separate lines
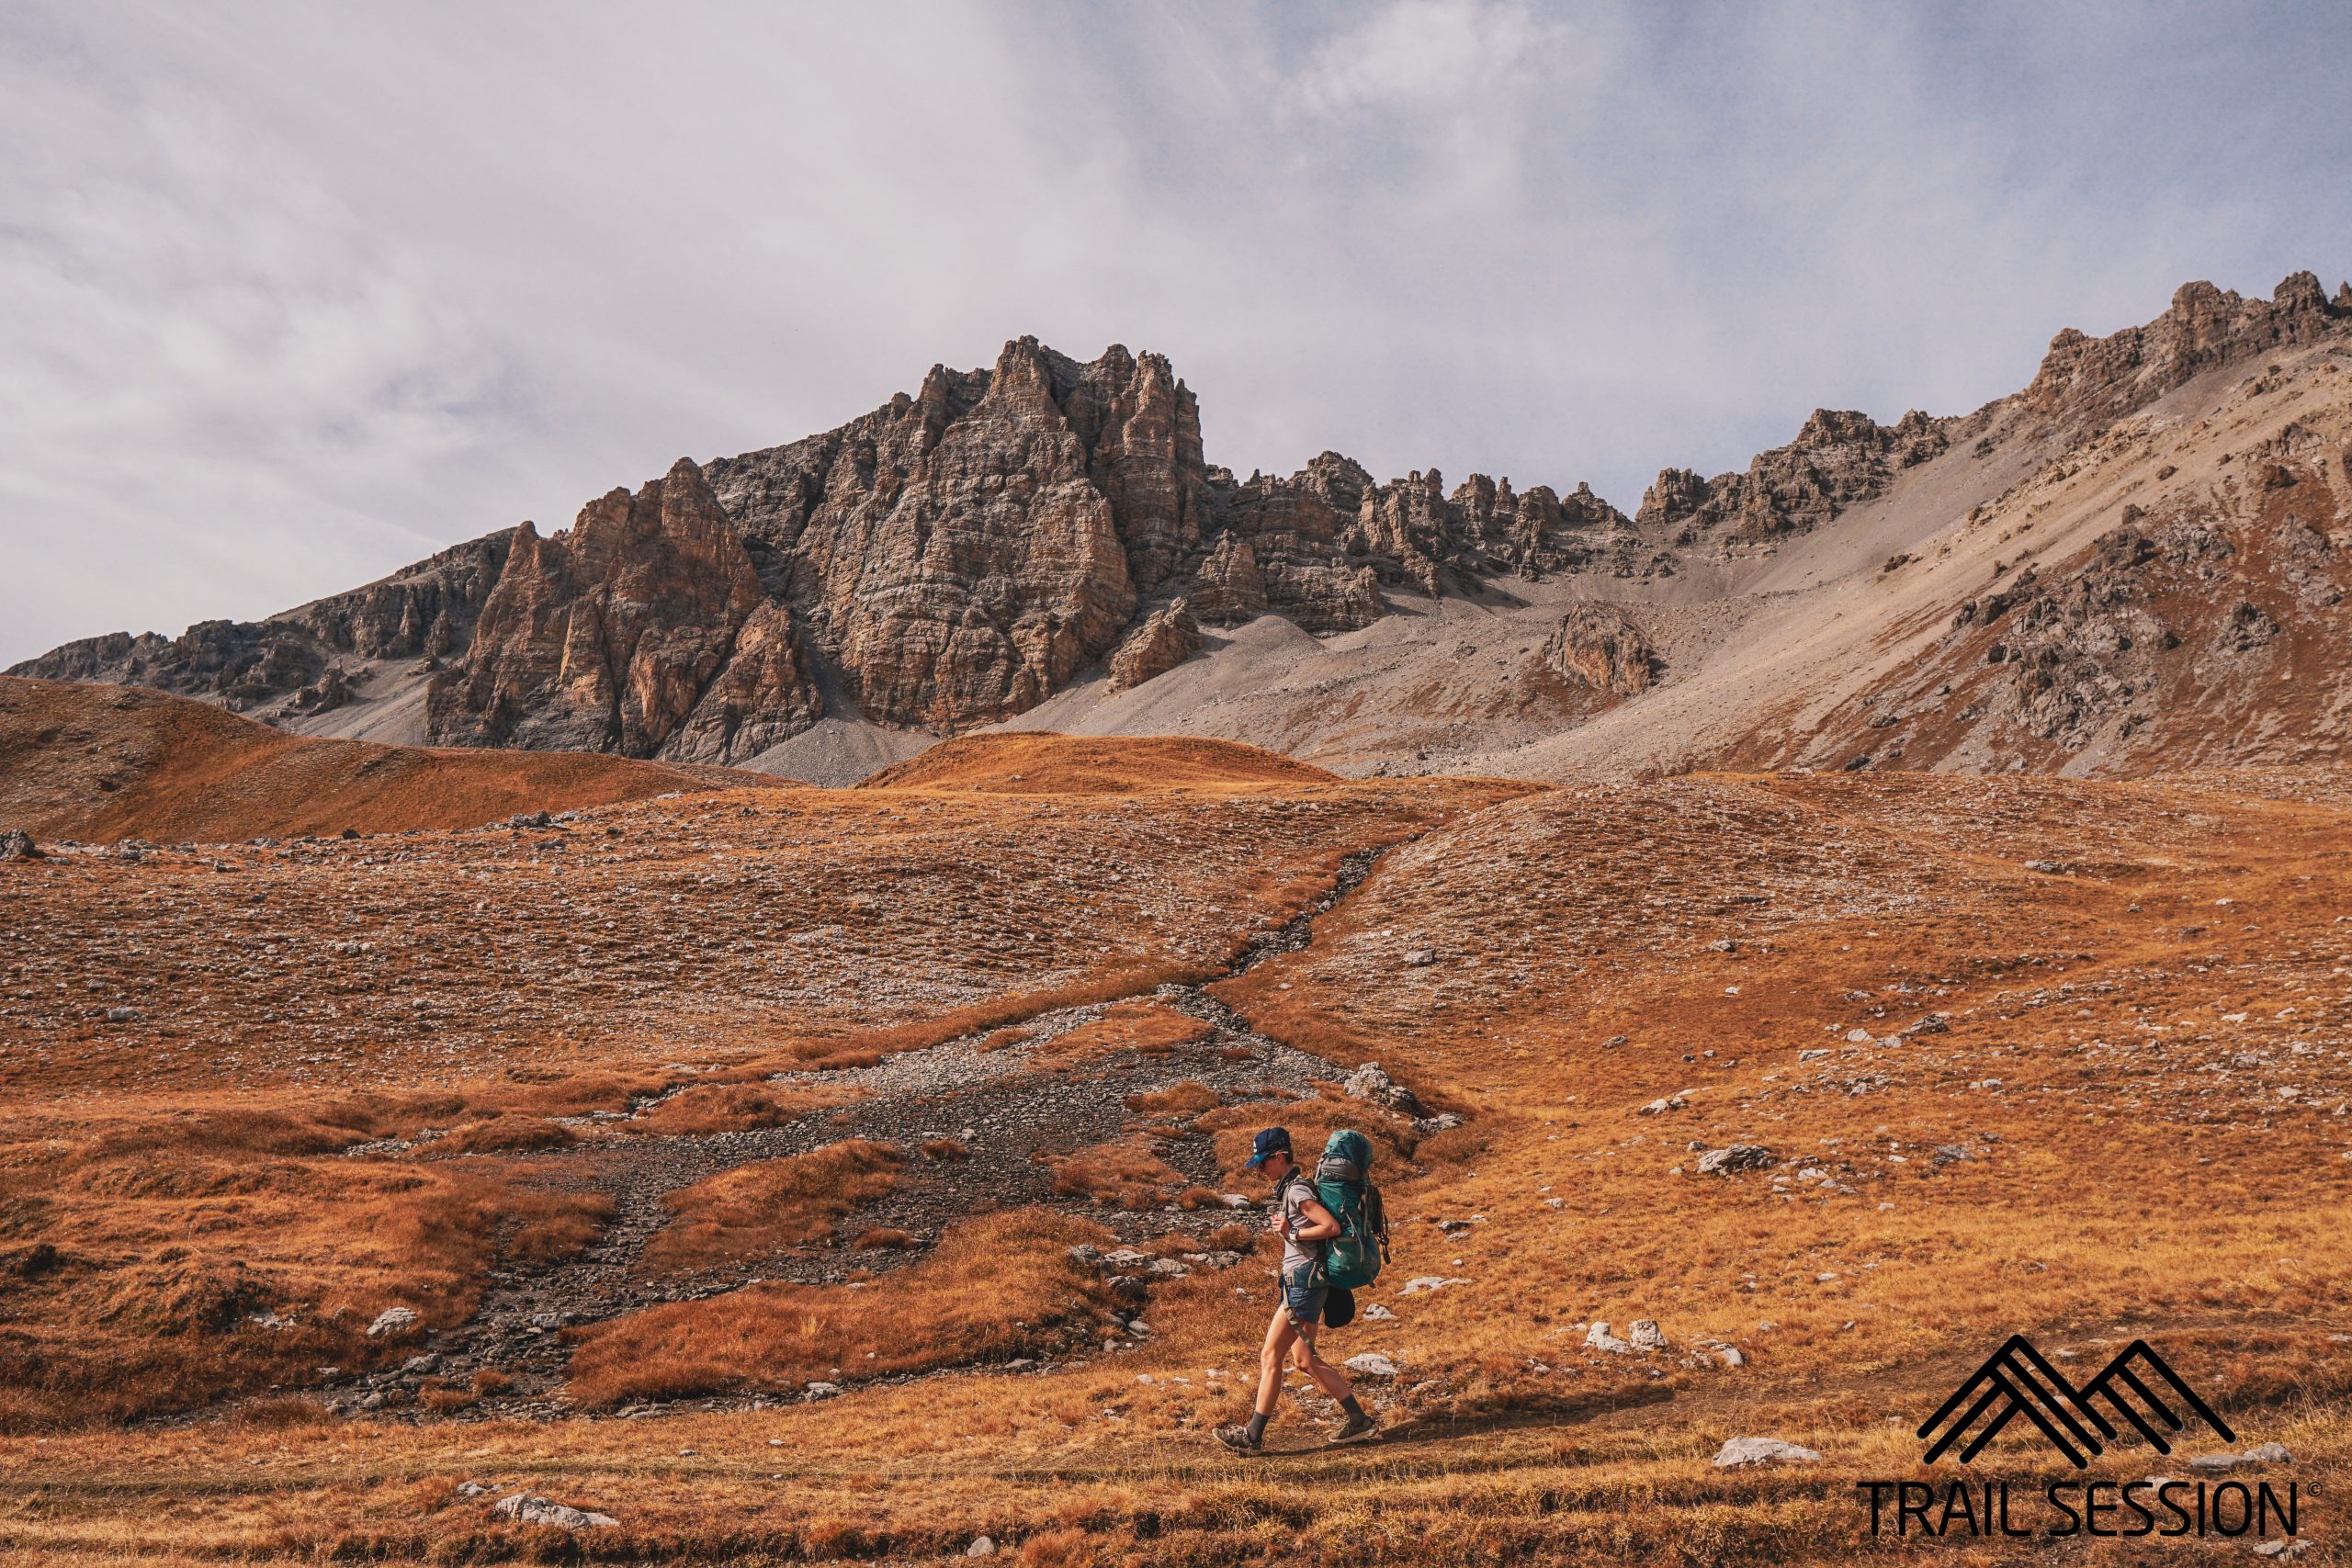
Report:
1314,1130,1389,1290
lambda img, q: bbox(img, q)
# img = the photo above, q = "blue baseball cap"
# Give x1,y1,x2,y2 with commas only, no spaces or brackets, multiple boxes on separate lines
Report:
1246,1127,1292,1168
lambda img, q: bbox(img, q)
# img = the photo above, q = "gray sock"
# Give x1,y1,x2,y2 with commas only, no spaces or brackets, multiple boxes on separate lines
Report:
1340,1395,1365,1420
1245,1411,1271,1442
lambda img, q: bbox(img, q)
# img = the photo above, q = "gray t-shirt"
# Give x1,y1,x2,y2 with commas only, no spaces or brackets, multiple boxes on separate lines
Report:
1275,1174,1325,1275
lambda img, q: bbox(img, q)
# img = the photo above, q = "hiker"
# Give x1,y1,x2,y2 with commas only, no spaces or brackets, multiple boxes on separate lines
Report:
1215,1126,1379,1452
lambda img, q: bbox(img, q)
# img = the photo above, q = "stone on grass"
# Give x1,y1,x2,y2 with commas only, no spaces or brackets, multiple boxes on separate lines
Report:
1343,1061,1425,1114
365,1307,419,1337
2190,1442,2291,1472
1695,1145,1774,1177
967,1537,998,1558
492,1493,617,1529
1713,1437,1822,1468
1585,1322,1632,1354
1344,1353,1399,1378
1397,1276,1467,1295
1628,1319,1668,1352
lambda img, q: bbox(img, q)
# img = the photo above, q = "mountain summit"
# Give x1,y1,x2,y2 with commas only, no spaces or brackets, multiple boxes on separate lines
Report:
17,273,2352,782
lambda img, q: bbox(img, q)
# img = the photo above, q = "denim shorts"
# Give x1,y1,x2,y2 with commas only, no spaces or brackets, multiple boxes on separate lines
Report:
1282,1261,1328,1327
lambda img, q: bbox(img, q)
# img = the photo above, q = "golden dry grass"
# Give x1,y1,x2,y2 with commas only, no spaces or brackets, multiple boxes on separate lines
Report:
0,674,793,841
626,1079,857,1135
1041,1137,1186,1210
569,1209,1116,1406
4,742,2348,1563
641,1140,904,1269
1124,1079,1221,1118
1029,1000,1216,1066
860,731,1339,795
0,1130,608,1430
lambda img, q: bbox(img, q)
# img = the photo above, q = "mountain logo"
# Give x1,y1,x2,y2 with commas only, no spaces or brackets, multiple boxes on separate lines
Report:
1918,1336,2235,1468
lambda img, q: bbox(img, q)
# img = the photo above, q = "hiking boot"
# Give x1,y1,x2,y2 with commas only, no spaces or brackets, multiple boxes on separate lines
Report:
1328,1412,1379,1446
1214,1424,1265,1456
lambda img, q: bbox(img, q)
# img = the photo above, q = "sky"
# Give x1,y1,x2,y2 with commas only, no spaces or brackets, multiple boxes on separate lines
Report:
3,1,2348,666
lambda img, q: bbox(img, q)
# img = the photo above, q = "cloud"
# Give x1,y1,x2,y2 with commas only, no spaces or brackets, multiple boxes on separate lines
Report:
2,0,2347,665
1292,0,1551,116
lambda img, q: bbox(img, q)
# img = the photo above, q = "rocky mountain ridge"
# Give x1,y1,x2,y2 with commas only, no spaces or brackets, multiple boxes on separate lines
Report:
17,270,2350,778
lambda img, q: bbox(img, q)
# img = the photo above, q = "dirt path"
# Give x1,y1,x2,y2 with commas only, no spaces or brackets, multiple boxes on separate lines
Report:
334,844,1417,1417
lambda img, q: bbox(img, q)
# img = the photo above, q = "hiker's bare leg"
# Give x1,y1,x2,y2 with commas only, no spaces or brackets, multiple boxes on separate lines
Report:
1290,1320,1355,1402
1255,1306,1297,1416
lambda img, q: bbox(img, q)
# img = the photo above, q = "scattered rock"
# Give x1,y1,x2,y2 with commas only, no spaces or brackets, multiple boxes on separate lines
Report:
1343,1060,1426,1115
1544,604,1657,697
1403,948,1438,967
2189,1442,2292,1472
1398,1276,1468,1295
1628,1319,1668,1352
1362,1303,1398,1322
803,1382,842,1400
1713,1437,1822,1468
1585,1322,1632,1354
365,1307,419,1338
967,1537,998,1558
0,830,41,861
1344,1353,1400,1378
492,1494,617,1530
1696,1145,1774,1176
1105,599,1201,692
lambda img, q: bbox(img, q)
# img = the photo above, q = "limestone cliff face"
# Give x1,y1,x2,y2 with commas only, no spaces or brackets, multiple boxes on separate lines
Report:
1106,599,1202,692
425,459,820,763
2019,272,2347,429
13,534,511,713
1203,455,1387,631
707,338,1175,728
22,272,2350,769
1776,412,2352,774
1634,407,1950,549
1188,531,1268,626
1195,449,1628,624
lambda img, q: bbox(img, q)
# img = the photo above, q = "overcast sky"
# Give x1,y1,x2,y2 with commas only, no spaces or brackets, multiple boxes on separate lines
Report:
4,1,2346,666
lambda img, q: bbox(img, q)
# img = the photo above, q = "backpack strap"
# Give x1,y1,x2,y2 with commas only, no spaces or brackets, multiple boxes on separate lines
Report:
1278,1170,1331,1259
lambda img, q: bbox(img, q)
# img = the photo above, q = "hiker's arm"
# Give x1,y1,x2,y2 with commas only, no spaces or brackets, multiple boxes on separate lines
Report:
1293,1199,1341,1242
